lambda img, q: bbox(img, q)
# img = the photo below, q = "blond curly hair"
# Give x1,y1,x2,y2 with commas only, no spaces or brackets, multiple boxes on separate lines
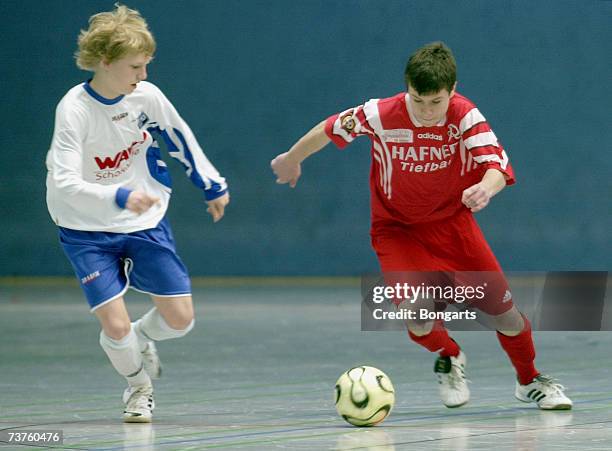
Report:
75,4,156,71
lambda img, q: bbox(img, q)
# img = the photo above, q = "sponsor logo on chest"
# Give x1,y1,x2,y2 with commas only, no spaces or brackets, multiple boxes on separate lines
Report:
387,142,459,174
92,131,147,180
378,127,461,174
381,129,414,143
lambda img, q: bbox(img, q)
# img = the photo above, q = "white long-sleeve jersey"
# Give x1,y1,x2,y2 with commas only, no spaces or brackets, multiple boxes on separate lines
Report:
46,81,227,232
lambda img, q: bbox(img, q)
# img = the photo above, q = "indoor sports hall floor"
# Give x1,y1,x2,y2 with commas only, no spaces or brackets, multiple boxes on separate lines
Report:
1,279,611,450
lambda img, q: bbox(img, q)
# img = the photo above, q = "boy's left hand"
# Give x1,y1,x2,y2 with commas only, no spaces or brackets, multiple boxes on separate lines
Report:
206,192,230,222
462,183,491,213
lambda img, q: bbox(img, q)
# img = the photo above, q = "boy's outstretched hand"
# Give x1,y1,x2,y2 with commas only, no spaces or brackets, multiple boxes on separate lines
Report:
206,192,230,222
271,152,301,188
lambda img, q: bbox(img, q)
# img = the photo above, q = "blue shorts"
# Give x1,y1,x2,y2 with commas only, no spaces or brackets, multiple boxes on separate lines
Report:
59,218,191,311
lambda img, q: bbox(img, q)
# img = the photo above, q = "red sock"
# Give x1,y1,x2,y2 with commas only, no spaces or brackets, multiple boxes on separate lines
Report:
408,320,460,357
497,314,539,385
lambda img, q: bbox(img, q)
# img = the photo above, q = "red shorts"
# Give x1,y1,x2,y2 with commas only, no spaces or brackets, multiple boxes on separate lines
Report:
371,210,513,315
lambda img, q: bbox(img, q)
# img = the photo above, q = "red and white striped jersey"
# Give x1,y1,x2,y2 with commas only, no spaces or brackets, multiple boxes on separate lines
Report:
325,92,515,226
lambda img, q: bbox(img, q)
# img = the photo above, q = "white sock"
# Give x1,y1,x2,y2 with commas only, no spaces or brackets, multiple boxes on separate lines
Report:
133,307,194,343
131,320,149,352
99,327,151,387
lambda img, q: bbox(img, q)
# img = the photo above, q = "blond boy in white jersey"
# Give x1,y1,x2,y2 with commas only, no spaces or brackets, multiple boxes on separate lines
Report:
46,4,229,422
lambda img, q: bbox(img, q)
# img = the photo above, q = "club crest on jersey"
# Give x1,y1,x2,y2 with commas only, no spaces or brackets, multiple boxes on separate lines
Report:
137,112,149,129
340,112,356,132
447,124,461,140
382,129,414,143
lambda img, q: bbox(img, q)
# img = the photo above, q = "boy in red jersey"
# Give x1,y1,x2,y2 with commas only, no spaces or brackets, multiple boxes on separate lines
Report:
271,42,571,410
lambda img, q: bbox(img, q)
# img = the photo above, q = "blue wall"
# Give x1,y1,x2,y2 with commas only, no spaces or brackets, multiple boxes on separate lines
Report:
1,0,610,275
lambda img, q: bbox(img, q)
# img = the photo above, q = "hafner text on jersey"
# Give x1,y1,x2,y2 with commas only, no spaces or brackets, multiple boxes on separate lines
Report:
391,143,459,173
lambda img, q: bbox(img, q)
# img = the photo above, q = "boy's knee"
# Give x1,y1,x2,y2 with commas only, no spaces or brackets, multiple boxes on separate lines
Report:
157,309,194,337
169,317,194,337
138,306,194,341
163,310,194,332
101,320,132,341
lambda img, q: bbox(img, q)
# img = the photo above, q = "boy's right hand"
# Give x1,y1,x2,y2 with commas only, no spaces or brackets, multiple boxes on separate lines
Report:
126,191,160,214
271,152,302,188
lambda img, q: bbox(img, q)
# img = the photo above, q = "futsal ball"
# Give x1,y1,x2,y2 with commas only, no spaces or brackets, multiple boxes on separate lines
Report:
334,366,395,426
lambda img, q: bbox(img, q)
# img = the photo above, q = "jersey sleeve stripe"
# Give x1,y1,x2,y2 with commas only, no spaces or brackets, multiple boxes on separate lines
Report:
328,105,374,147
469,145,501,154
161,127,226,194
361,100,383,135
354,107,375,136
462,121,492,139
473,150,509,170
459,108,486,133
464,131,499,150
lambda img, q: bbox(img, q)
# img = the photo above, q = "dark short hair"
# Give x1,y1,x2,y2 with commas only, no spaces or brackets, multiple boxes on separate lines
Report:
404,42,456,95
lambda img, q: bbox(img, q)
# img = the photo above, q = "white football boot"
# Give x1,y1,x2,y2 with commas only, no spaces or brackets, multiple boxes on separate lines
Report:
515,374,572,410
141,342,162,379
434,351,470,408
123,384,155,423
